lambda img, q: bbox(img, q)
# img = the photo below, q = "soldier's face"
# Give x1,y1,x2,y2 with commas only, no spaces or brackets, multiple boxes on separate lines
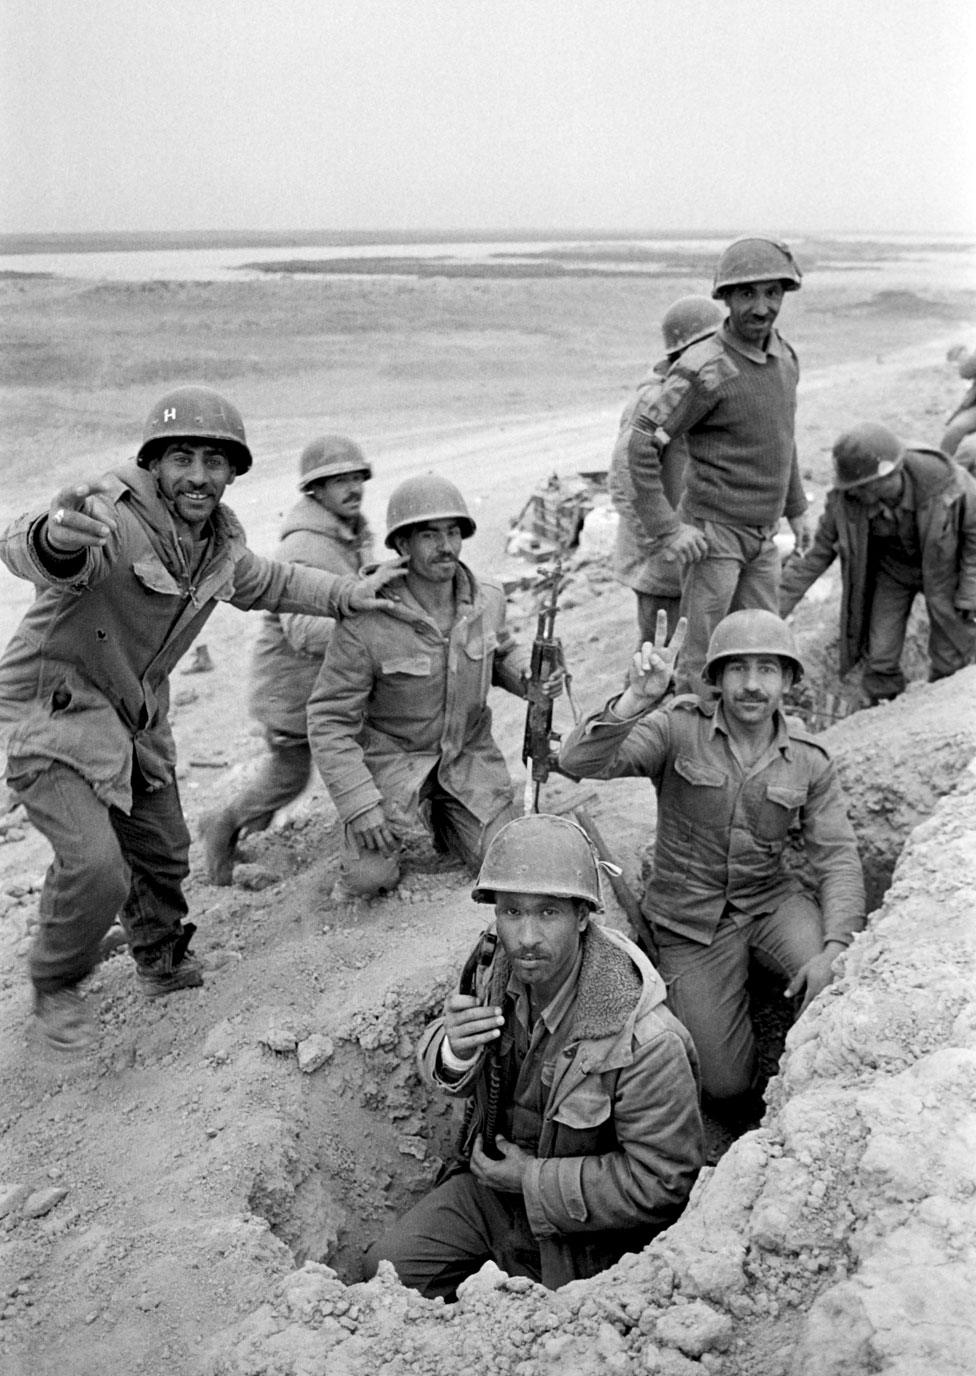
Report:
494,892,587,1002
150,442,235,532
724,281,784,346
399,520,463,582
309,472,367,520
719,654,790,727
846,471,904,509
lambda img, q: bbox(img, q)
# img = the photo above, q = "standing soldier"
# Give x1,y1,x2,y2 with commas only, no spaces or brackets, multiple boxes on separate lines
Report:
200,435,375,883
941,344,976,458
307,474,563,900
559,610,865,1129
627,237,812,691
780,421,976,705
0,387,403,1051
609,295,724,642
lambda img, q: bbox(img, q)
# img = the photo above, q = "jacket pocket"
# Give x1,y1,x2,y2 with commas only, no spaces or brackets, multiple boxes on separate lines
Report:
380,655,431,677
553,1082,612,1131
132,556,182,597
755,783,806,841
462,633,498,661
669,754,728,829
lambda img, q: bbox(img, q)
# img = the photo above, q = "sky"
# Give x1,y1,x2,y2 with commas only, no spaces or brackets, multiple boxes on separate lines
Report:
2,0,975,236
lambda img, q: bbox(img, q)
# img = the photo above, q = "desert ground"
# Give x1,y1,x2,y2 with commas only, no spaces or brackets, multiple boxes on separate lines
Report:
1,247,975,1376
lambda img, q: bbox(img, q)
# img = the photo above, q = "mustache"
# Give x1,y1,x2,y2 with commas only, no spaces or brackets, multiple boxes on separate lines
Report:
734,691,769,703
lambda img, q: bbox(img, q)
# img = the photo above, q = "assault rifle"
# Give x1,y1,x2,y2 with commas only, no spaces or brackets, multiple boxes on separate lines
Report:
521,558,575,814
456,930,502,1160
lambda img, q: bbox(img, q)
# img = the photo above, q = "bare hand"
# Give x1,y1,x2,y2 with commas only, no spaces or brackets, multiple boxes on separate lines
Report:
789,514,813,557
45,481,117,553
786,948,839,1012
665,522,708,566
469,1134,530,1193
443,992,503,1059
540,667,565,699
347,804,398,855
347,557,409,612
615,611,688,715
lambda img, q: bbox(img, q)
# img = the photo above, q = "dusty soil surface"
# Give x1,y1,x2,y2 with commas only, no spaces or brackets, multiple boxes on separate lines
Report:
1,261,974,1375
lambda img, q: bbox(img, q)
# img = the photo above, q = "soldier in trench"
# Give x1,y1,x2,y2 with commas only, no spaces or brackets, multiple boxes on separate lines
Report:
558,609,866,1134
363,813,703,1298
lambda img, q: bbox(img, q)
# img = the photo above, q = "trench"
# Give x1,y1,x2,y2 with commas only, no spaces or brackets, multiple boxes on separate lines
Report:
241,646,969,1340
245,977,463,1282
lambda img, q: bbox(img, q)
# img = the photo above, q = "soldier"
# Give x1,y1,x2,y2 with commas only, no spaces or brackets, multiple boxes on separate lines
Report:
559,610,865,1128
307,474,563,899
627,238,812,691
0,387,403,1051
941,344,976,458
200,435,375,884
780,422,976,705
364,814,703,1297
608,295,724,642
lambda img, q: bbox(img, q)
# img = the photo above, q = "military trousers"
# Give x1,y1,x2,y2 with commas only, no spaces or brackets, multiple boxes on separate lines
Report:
675,519,781,693
363,1171,541,1300
655,895,824,1104
10,760,191,993
339,773,518,898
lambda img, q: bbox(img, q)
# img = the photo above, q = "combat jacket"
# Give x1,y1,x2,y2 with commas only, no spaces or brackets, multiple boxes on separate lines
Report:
248,496,373,740
780,448,976,674
419,922,703,1289
608,367,687,597
559,696,865,946
307,563,528,833
0,463,357,811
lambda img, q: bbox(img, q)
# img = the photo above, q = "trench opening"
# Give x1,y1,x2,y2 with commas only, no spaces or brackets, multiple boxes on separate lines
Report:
243,629,919,1297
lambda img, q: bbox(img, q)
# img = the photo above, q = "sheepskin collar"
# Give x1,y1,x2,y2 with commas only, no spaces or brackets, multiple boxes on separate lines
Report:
488,922,643,1043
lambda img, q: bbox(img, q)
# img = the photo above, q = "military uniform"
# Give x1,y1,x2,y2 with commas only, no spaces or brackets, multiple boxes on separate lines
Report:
780,448,976,701
307,563,528,894
366,923,702,1295
559,693,865,1103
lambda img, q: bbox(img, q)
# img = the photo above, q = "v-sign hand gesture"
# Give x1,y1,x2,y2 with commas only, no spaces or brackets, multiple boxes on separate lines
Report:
616,611,688,716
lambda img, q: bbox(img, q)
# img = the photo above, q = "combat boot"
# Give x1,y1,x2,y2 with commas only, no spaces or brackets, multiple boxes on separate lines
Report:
136,924,205,999
199,806,241,885
33,985,95,1053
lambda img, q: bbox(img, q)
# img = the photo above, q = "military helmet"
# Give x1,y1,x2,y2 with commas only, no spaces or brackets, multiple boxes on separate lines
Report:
471,814,603,910
711,237,803,299
137,385,252,473
704,609,804,684
298,435,371,491
832,422,906,490
660,296,724,358
384,473,476,549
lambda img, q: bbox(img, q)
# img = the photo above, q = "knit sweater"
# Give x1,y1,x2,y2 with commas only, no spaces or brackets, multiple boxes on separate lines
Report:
627,323,806,537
